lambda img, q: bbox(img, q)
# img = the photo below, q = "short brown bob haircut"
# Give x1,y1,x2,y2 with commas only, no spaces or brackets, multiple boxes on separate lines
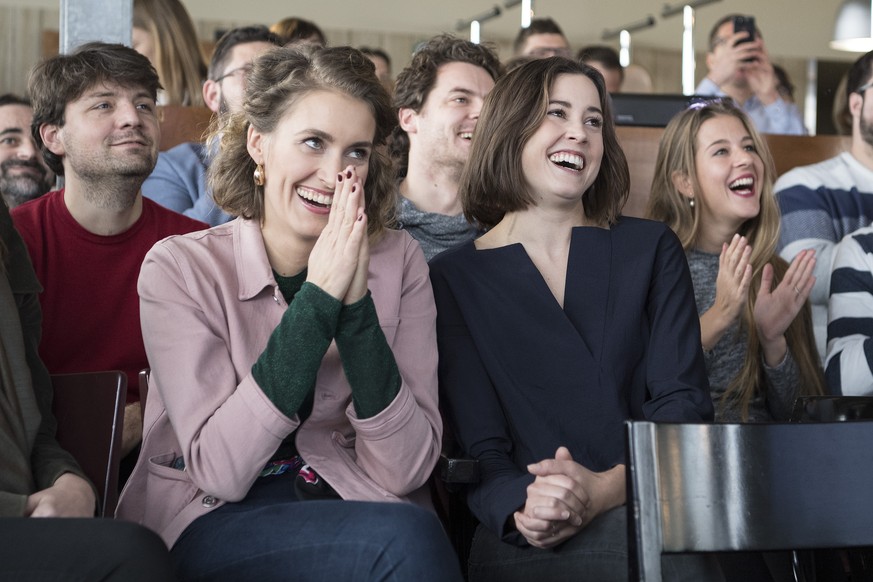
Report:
209,45,397,238
460,57,629,229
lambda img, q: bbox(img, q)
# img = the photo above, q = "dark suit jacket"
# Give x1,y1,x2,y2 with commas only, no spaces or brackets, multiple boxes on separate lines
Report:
430,217,713,545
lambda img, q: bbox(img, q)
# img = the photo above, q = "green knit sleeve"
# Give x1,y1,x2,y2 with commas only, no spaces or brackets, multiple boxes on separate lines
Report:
334,293,401,419
252,282,341,418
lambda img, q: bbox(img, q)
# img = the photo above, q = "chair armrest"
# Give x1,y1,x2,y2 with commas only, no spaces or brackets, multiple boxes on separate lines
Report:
438,453,480,484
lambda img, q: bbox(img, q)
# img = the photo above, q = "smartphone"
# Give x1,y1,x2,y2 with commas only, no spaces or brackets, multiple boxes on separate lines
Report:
733,15,756,62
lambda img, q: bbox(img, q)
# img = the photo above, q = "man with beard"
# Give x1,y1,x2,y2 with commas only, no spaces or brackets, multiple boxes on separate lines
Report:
696,14,805,135
142,25,281,226
12,42,206,464
776,50,873,363
0,95,54,209
390,35,501,261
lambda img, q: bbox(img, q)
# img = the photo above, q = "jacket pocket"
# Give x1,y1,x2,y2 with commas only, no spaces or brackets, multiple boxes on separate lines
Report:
142,453,200,532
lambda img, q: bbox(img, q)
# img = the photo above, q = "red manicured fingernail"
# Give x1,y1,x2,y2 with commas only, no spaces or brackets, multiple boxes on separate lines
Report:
351,184,357,193
337,173,343,182
345,170,352,179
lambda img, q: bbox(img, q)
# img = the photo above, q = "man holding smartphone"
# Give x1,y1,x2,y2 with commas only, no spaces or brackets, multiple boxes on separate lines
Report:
696,14,806,135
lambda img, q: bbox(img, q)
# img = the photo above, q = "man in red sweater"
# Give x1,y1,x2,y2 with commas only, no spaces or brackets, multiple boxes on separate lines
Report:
12,42,207,464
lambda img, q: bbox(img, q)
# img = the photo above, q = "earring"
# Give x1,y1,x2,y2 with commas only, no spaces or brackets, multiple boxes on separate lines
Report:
689,197,695,208
253,163,265,186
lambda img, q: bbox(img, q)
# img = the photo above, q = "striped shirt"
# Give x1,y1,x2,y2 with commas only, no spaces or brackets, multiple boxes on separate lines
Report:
827,227,873,395
776,152,873,362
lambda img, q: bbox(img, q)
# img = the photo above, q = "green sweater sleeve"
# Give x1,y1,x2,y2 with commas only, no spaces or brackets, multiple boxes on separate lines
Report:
335,293,401,419
252,282,341,418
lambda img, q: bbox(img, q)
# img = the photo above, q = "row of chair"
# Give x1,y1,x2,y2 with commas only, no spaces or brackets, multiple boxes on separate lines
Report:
437,397,873,581
51,370,873,581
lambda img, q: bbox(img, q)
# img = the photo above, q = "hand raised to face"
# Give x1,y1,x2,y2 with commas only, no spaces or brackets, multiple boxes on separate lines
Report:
305,166,369,302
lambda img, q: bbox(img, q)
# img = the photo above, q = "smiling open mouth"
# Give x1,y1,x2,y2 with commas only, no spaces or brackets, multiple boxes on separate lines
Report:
297,186,333,208
728,177,754,195
459,132,473,141
549,152,584,171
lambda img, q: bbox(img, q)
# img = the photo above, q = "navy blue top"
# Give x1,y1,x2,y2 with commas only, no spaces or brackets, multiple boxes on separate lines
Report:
429,217,713,545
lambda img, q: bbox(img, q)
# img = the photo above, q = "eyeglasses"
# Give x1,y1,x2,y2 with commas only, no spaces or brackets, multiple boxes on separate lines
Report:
528,47,572,59
213,64,252,83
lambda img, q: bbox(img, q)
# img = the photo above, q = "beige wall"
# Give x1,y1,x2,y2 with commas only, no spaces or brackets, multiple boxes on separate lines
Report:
0,6,58,96
1,5,809,125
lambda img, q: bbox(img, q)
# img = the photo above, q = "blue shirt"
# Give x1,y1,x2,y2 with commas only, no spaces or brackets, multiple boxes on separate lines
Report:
695,77,807,135
142,141,232,226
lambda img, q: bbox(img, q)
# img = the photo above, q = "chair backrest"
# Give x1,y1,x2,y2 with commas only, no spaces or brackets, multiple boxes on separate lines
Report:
158,105,213,151
615,125,849,219
51,371,127,517
626,420,873,582
138,368,151,415
792,396,873,422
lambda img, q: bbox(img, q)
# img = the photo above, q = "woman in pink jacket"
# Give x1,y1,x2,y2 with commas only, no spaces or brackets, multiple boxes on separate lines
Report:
116,45,459,581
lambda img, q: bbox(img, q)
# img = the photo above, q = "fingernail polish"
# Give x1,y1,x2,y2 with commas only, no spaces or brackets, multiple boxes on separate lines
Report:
345,170,352,179
337,173,343,183
351,184,357,193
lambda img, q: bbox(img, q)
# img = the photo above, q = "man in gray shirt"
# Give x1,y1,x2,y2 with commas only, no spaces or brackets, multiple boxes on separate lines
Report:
390,35,501,261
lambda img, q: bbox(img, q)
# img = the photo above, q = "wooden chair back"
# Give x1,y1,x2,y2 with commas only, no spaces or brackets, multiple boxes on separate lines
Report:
51,371,127,517
158,105,213,151
616,126,849,218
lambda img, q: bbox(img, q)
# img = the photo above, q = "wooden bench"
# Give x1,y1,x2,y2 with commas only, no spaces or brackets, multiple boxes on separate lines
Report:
617,126,849,218
158,105,213,151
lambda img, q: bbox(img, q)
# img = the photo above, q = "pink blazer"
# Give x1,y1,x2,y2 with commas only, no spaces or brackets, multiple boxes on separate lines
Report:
116,219,441,547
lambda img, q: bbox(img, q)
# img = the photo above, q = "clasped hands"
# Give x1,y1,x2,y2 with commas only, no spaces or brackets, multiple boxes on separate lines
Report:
513,446,625,549
306,166,370,305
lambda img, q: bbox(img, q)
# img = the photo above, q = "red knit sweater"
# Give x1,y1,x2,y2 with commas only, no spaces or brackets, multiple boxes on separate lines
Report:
11,190,207,402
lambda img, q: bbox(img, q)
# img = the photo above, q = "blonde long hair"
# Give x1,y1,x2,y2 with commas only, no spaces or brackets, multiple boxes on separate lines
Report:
133,0,206,106
646,101,824,418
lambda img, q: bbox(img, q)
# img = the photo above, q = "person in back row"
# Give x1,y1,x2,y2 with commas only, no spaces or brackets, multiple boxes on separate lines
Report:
696,14,805,135
577,45,623,94
776,50,873,362
12,42,206,473
513,17,571,59
391,34,501,261
0,94,54,209
142,25,283,226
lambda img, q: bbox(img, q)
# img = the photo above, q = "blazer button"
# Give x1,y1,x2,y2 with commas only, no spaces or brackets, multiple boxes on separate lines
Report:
201,495,217,507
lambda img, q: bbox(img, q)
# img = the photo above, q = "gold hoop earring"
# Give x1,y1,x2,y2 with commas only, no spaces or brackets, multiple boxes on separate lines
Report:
253,163,265,186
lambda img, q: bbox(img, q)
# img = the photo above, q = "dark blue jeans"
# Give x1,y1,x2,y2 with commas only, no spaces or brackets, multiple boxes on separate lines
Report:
171,473,463,582
0,518,175,581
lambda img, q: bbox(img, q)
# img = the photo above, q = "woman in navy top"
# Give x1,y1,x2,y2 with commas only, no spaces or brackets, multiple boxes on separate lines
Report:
429,57,720,581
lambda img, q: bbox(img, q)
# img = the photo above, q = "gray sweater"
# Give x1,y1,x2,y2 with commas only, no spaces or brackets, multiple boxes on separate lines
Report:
687,249,799,422
397,196,478,262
